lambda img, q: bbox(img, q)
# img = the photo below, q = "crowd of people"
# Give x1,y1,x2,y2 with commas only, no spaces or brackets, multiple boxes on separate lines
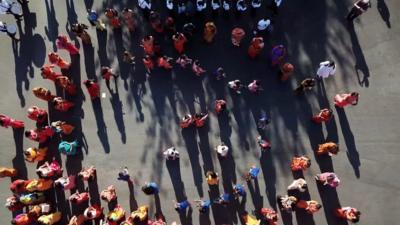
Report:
0,0,372,224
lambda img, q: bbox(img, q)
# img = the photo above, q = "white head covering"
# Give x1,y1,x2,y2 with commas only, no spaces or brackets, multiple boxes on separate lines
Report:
257,19,271,31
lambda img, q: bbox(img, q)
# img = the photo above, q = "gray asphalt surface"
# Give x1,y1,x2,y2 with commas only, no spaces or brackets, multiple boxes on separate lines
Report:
1,0,400,225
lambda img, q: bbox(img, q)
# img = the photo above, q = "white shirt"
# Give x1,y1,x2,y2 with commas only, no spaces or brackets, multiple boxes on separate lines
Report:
138,0,152,9
251,0,261,8
223,0,230,10
275,0,282,7
317,61,336,78
0,0,12,14
163,147,179,160
236,0,247,11
212,0,220,10
197,0,207,11
257,19,271,31
216,145,229,157
166,0,173,10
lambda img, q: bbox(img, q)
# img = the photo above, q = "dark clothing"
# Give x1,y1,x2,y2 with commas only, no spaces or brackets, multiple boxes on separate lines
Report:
347,1,371,20
294,79,315,95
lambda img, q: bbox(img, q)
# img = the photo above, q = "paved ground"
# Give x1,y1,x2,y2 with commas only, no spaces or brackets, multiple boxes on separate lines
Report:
1,0,400,225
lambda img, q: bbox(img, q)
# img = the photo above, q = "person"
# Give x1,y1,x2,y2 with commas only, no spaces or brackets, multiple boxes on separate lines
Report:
214,193,230,205
27,106,48,123
157,56,173,70
312,108,333,123
287,178,307,192
56,34,79,55
52,97,75,112
180,114,194,128
25,126,54,143
315,172,340,188
271,45,286,66
116,167,131,183
51,121,74,135
58,140,78,156
101,185,117,202
138,0,152,12
236,0,247,13
231,27,245,47
143,55,154,74
87,9,106,30
78,166,96,181
130,205,149,223
0,167,17,178
316,142,339,156
290,156,311,171
122,8,136,32
251,0,261,9
41,65,62,81
279,63,294,81
206,171,219,185
195,199,211,214
24,147,47,162
101,66,119,90
166,0,174,11
176,54,192,68
248,80,263,93
84,205,103,220
192,60,206,76
245,165,260,181
149,11,163,33
316,60,336,79
32,87,56,102
163,147,180,160
0,114,24,129
0,21,19,41
36,159,63,178
105,8,121,28
222,0,230,11
11,213,32,225
141,35,154,56
228,79,243,94
164,17,176,38
248,37,264,58
194,112,208,127
38,212,62,225
123,51,135,65
196,0,207,12
254,19,272,36
68,215,85,225
55,175,76,190
215,99,227,114
211,0,221,12
48,52,70,69
213,67,226,80
257,136,271,150
174,200,190,212
203,22,217,43
28,203,51,219
257,112,270,130
71,23,91,45
233,184,246,199
5,196,24,211
215,142,229,157
172,32,187,54
335,207,361,223
142,182,159,195
259,208,278,225
242,212,260,225
177,1,186,14
55,76,77,95
69,191,90,205
83,80,100,99
347,0,371,21
0,0,22,19
296,200,322,214
334,92,359,107
183,22,196,40
18,179,53,192
19,192,46,205
294,78,316,95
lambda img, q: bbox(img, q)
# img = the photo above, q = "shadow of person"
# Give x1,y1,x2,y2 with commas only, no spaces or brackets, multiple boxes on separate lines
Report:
347,23,370,87
377,0,391,28
12,128,27,180
110,84,127,144
247,178,264,211
316,182,349,225
44,0,59,51
259,150,277,209
91,98,111,153
335,107,361,178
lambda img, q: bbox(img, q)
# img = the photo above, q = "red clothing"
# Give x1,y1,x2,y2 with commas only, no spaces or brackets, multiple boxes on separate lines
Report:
56,35,79,55
157,57,172,70
173,33,187,54
312,109,332,123
334,93,359,107
84,81,100,99
248,37,264,58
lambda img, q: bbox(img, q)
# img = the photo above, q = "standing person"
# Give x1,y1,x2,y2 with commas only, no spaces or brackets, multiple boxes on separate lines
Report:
315,172,340,188
196,0,207,13
287,178,307,192
192,60,206,76
248,80,263,93
223,0,230,11
290,156,311,171
195,199,211,214
245,165,260,181
213,67,226,80
211,0,221,12
157,56,173,70
143,55,154,75
122,8,136,32
233,184,246,199
215,142,229,157
231,27,245,47
141,35,154,56
228,79,243,94
105,8,121,28
316,142,339,156
277,195,298,212
311,108,333,123
0,21,19,41
254,18,272,36
55,76,77,95
215,99,227,114
206,171,219,185
172,32,187,54
203,22,217,43
271,44,286,66
251,0,261,9
87,9,106,31
334,92,359,107
279,63,294,81
149,11,163,33
296,200,322,214
0,114,24,129
71,23,92,45
101,66,119,91
57,35,79,55
142,182,159,195
248,37,264,58
236,0,247,14
138,0,152,15
347,0,371,21
176,54,193,68
174,200,190,212
294,78,316,95
123,51,135,65
335,207,361,223
316,60,336,79
83,80,100,100
48,52,70,69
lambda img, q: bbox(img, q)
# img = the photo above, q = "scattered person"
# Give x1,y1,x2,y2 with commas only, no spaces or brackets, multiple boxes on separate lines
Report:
142,182,159,195
215,142,229,157
174,200,190,212
315,172,340,188
56,35,79,55
100,185,117,202
163,147,180,160
271,45,286,66
228,79,243,94
172,32,187,54
294,78,316,95
206,171,219,185
143,55,154,74
118,167,131,182
213,67,226,80
312,108,333,123
248,37,264,58
316,60,336,79
290,156,311,171
78,166,96,181
105,8,121,28
231,27,245,46
0,114,24,129
101,66,119,90
192,60,206,76
296,200,322,214
287,178,307,192
215,99,227,114
203,22,217,43
195,199,211,214
259,208,278,225
176,54,192,68
335,207,361,223
71,23,92,45
248,80,263,93
83,80,100,100
245,165,260,181
48,52,70,69
334,92,359,107
122,8,136,32
278,63,294,81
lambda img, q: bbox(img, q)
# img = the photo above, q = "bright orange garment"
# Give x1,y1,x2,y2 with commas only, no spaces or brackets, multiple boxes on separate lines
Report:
203,22,217,43
0,167,17,178
317,142,338,155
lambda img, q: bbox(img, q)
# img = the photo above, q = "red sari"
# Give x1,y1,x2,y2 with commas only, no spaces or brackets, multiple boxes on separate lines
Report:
248,37,264,58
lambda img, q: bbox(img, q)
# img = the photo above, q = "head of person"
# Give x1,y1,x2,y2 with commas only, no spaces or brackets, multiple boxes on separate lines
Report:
329,61,335,67
83,80,92,88
351,92,359,97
